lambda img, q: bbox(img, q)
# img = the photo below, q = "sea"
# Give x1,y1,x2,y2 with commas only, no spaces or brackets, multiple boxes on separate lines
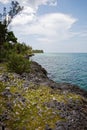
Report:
32,53,87,91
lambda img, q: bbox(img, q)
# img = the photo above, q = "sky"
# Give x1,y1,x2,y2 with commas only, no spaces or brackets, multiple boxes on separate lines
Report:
0,0,87,52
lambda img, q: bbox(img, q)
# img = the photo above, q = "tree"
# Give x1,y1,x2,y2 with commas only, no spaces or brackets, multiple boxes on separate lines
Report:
0,1,23,63
0,1,23,62
6,31,17,43
0,1,23,26
0,1,23,44
0,22,7,45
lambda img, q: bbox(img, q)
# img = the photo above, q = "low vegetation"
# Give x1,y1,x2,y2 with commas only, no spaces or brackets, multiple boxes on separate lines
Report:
0,63,84,130
0,83,83,130
7,53,31,74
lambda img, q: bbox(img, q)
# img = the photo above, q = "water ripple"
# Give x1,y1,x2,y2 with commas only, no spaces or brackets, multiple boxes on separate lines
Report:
32,53,87,90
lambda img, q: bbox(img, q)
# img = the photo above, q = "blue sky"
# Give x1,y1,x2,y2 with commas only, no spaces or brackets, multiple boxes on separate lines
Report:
0,0,87,52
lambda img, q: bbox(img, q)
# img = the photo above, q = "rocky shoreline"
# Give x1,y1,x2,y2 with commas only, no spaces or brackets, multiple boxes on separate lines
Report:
0,61,87,130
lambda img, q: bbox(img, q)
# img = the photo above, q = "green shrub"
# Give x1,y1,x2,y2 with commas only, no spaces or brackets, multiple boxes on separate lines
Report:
7,53,31,74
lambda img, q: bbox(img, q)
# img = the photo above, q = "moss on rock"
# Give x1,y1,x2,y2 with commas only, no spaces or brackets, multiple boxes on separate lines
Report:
0,62,87,130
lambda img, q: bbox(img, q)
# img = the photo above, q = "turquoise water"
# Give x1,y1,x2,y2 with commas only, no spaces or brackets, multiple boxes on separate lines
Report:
32,53,87,90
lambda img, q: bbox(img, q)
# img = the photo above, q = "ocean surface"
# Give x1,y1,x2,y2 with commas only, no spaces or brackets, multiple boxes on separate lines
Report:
32,53,87,90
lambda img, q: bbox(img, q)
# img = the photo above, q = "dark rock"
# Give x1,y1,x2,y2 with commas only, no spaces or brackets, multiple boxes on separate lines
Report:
55,125,65,130
55,121,68,130
6,102,13,110
0,111,8,122
45,124,52,130
56,83,87,98
2,89,12,98
0,73,9,82
30,61,47,76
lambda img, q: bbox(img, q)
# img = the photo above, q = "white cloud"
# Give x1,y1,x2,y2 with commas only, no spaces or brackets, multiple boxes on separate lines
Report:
18,0,57,8
11,6,36,25
12,13,77,43
0,0,9,4
9,0,57,25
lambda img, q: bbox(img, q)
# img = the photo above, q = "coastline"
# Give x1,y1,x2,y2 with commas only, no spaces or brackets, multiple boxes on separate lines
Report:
0,61,87,130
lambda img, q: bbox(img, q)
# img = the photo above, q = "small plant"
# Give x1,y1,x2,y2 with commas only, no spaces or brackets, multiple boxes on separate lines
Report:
7,53,31,74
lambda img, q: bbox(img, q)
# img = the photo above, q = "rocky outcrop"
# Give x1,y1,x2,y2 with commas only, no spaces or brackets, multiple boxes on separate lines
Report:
29,61,87,97
0,61,87,130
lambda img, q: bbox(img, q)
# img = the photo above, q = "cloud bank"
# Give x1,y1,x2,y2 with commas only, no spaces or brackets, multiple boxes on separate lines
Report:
12,13,76,42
